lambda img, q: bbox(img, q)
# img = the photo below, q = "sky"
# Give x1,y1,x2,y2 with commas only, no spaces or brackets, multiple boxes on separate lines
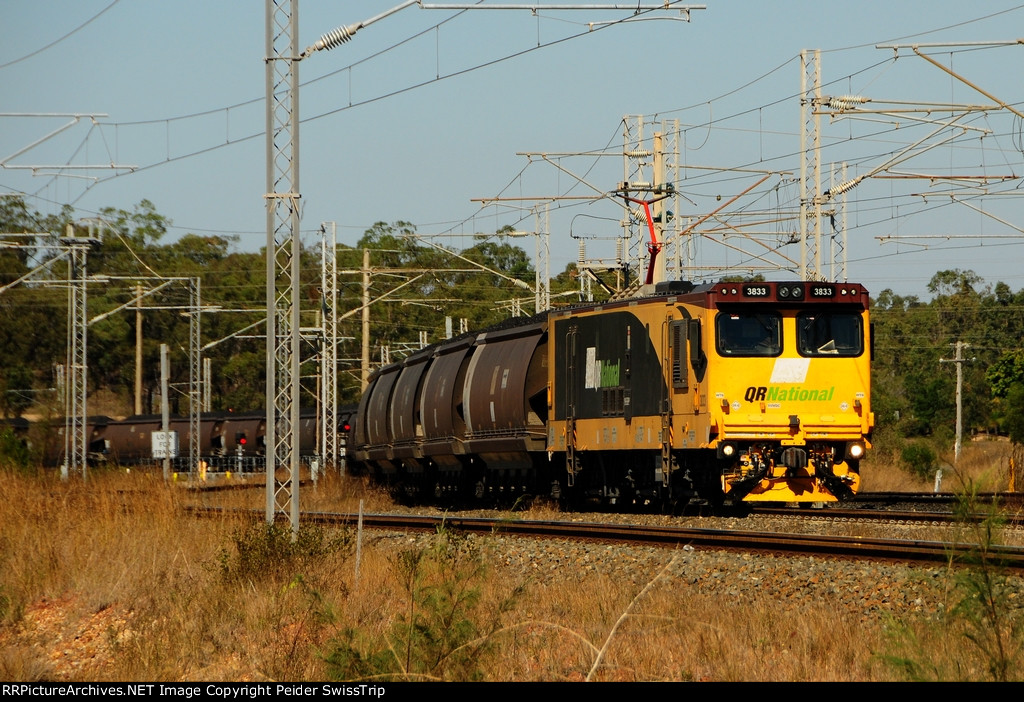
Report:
4,1,1024,300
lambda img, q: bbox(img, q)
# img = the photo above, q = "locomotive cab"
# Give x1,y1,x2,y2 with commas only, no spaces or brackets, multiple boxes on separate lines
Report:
703,282,873,502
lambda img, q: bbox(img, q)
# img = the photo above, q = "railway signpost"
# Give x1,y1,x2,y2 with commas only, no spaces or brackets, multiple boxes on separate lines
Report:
151,431,179,460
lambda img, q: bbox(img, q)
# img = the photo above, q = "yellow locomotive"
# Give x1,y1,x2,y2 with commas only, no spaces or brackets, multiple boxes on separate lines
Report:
350,279,872,507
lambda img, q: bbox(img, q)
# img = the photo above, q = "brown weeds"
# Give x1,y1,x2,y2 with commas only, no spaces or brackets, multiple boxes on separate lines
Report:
1,444,1022,682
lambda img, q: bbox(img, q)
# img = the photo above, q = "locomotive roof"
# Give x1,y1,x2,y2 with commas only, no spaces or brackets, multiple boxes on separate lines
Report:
365,279,868,381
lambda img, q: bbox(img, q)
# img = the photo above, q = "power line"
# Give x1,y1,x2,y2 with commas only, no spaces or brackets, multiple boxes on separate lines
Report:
0,0,123,70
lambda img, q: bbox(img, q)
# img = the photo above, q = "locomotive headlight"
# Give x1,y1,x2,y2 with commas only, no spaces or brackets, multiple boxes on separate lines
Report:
718,443,737,459
846,442,865,460
778,283,804,299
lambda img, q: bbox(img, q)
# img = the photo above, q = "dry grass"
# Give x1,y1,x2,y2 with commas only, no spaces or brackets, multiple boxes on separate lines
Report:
861,438,1018,494
1,451,1022,682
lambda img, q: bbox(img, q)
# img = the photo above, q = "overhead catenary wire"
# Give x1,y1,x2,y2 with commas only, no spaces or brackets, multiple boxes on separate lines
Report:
5,5,1024,292
0,0,124,71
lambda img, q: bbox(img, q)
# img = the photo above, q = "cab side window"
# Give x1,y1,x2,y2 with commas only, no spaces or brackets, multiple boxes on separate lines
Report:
716,312,782,357
797,312,863,357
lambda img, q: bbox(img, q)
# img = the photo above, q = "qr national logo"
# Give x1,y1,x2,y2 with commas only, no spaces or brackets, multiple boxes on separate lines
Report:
743,385,836,403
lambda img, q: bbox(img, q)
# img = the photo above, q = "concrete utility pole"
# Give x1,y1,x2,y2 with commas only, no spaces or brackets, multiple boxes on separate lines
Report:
160,343,170,481
135,285,143,414
940,340,974,464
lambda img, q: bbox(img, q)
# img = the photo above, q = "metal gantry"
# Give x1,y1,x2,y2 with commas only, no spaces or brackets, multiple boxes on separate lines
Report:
188,278,201,475
617,116,679,288
265,0,301,531
662,119,685,277
799,49,823,282
266,0,706,532
534,207,551,313
4,225,102,480
829,162,848,282
62,237,92,480
0,226,204,478
621,115,650,278
320,222,339,476
88,275,203,476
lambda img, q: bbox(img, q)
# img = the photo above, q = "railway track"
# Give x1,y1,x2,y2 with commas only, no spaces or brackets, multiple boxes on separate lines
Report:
855,491,1024,509
752,504,1024,526
185,476,1024,526
187,505,1024,571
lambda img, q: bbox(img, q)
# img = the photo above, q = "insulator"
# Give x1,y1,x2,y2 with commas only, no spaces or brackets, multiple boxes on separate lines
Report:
627,149,652,159
632,207,650,224
312,24,358,53
828,175,864,198
827,95,868,111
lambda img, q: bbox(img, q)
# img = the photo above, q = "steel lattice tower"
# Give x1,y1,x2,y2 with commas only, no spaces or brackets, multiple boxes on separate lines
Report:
320,223,338,475
63,242,89,480
189,278,201,474
265,0,301,530
800,49,823,281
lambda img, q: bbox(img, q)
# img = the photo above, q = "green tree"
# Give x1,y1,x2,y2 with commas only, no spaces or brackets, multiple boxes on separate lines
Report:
986,350,1024,400
871,270,1022,443
987,350,1024,444
0,197,72,416
335,222,538,392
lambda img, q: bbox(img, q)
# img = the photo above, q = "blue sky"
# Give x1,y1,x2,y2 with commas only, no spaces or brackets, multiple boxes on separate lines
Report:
4,1,1024,299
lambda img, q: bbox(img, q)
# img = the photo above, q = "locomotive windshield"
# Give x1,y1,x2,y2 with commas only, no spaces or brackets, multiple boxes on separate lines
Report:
716,312,782,356
797,312,863,357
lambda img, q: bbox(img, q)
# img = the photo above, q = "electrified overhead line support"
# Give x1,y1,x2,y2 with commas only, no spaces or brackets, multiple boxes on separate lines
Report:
270,0,705,533
497,116,686,294
801,42,1024,277
0,231,204,480
0,113,137,179
88,275,202,477
0,227,97,480
799,49,823,282
265,0,301,532
621,116,802,282
320,222,339,477
619,116,680,287
62,236,94,480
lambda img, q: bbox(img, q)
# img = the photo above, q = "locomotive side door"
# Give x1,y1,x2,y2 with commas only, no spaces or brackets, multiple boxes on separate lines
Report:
564,323,579,486
688,317,707,414
662,318,687,487
667,310,707,449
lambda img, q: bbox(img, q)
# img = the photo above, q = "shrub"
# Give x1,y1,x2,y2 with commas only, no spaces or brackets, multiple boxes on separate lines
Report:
881,483,1024,681
218,520,351,584
0,428,31,473
324,526,521,682
901,442,938,480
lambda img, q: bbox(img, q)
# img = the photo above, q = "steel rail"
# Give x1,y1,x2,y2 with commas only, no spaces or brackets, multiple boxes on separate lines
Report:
187,506,1024,570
